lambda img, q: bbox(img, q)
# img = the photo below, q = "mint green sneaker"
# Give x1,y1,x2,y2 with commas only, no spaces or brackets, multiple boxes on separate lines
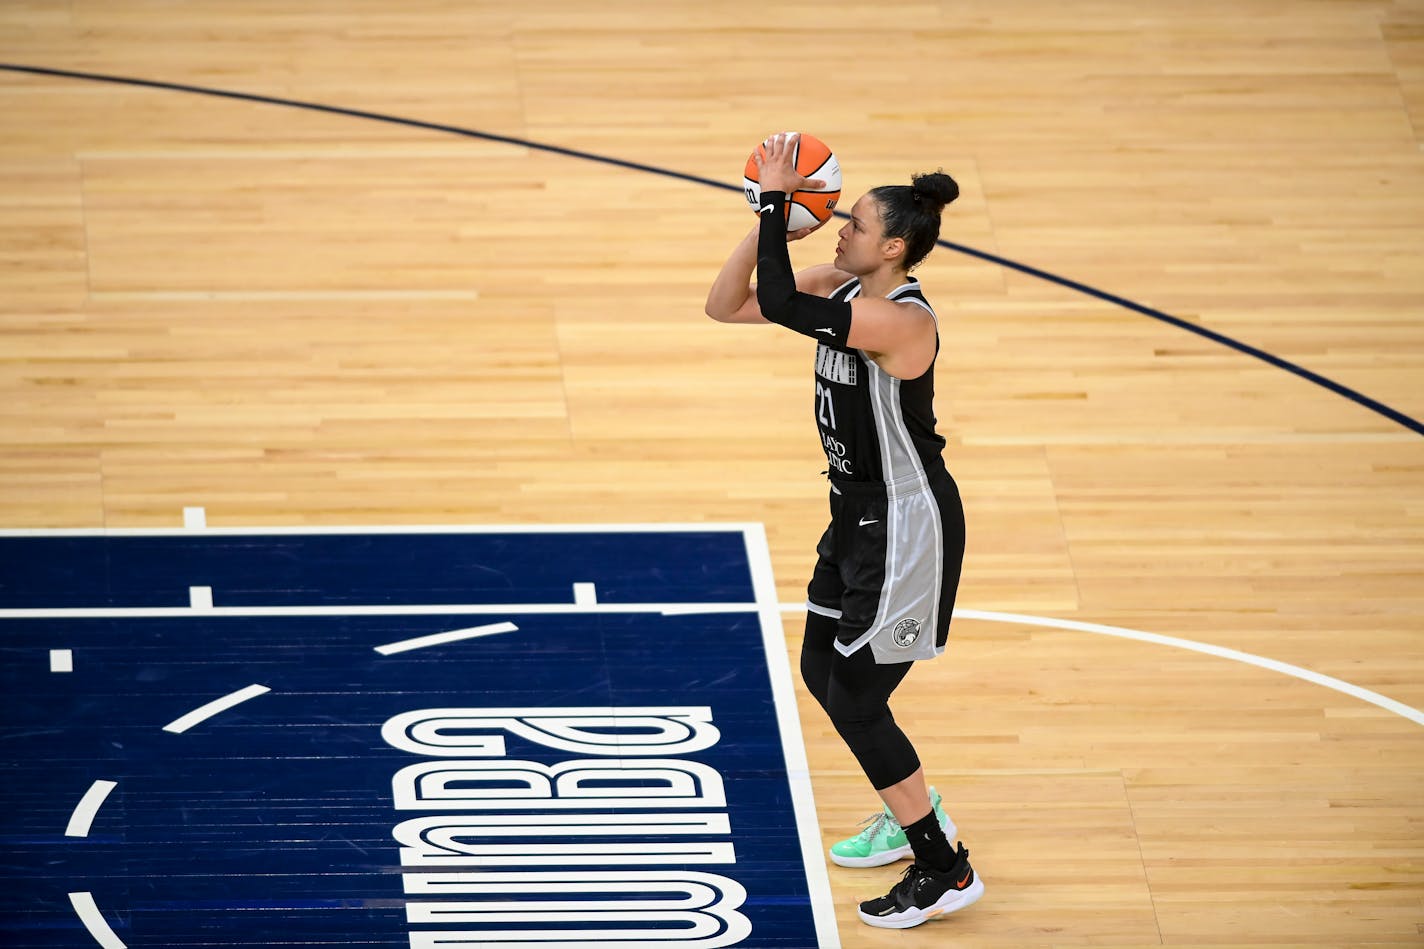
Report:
828,787,957,868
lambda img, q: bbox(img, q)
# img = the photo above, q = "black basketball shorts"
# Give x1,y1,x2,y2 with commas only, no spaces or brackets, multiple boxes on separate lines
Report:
806,469,966,664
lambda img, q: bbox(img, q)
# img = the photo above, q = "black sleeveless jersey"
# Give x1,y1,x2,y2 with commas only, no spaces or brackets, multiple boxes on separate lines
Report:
813,277,947,487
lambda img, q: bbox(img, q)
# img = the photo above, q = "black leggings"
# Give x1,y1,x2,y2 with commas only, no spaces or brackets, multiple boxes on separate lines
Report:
800,610,920,790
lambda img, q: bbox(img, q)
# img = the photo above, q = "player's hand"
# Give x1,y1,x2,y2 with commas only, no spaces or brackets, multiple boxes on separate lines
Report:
754,132,826,195
787,218,828,242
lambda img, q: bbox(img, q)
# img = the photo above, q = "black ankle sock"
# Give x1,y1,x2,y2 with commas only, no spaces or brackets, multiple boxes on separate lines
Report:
903,809,955,872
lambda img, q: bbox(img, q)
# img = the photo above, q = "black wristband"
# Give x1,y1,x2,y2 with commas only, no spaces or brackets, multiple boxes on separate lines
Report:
757,189,789,223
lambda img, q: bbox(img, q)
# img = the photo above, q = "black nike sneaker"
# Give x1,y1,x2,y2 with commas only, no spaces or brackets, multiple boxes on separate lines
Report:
857,843,984,929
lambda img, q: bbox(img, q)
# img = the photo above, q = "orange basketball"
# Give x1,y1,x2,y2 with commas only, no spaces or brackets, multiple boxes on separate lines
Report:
743,132,843,230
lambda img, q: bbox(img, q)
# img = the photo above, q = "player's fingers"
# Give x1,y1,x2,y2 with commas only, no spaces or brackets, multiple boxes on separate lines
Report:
764,131,795,162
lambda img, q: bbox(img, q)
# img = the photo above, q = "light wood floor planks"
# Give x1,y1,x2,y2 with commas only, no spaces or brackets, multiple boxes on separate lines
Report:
2,1,1422,945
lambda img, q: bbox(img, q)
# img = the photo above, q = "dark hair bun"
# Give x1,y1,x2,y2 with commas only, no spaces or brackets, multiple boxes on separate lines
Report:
910,171,959,214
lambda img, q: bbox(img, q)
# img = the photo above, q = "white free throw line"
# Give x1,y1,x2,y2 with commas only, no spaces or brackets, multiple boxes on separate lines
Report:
162,684,271,734
65,780,118,838
68,891,127,949
0,602,755,619
374,622,519,655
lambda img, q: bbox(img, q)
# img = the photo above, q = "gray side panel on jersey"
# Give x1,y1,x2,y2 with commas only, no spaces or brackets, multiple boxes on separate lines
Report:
834,357,946,663
829,278,946,663
864,357,928,496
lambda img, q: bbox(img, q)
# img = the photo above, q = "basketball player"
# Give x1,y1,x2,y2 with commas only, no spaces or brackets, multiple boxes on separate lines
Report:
704,133,982,929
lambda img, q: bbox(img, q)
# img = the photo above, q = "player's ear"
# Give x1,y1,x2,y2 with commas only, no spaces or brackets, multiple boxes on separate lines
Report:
881,236,906,262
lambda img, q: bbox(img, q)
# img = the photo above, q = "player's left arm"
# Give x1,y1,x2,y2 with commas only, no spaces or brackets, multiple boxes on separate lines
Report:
845,298,938,380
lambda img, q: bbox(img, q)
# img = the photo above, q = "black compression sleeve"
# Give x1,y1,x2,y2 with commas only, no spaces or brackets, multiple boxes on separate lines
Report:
755,191,853,343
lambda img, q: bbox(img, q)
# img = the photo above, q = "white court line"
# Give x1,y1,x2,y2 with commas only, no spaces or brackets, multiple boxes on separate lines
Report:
573,582,598,606
188,586,213,609
745,526,841,949
68,891,127,949
660,604,748,616
162,683,271,734
0,602,755,619
50,648,73,672
6,598,1417,726
182,506,206,529
779,603,1424,728
0,522,763,537
65,780,117,837
374,621,518,655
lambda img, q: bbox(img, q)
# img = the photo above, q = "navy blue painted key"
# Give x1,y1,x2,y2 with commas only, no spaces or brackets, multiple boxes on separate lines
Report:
0,528,831,948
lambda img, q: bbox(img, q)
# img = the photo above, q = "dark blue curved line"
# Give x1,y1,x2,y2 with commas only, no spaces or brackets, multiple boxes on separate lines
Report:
4,62,1419,437
938,242,1424,437
0,63,732,192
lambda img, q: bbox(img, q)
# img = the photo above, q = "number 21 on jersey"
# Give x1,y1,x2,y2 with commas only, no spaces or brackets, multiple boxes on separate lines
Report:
816,380,838,430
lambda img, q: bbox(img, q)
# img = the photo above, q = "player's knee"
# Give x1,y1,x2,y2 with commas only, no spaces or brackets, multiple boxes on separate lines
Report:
799,610,840,712
830,705,919,788
800,647,830,711
824,692,882,741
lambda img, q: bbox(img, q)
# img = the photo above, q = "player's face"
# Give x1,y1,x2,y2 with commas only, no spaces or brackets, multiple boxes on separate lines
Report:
833,195,890,274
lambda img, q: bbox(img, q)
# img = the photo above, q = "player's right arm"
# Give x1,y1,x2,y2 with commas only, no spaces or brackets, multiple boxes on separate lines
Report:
705,226,847,324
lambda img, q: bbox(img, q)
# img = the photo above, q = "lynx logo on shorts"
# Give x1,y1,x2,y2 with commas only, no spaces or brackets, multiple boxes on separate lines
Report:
892,618,922,647
815,343,857,386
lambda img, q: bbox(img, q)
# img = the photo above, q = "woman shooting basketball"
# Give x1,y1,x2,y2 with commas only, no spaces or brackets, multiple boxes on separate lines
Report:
704,132,982,930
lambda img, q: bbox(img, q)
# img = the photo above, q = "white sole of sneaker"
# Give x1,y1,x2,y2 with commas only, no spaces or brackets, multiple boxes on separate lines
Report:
856,874,985,929
827,816,958,869
829,841,913,868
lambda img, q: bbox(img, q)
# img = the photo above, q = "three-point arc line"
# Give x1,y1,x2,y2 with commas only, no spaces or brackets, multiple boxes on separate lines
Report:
54,603,1421,948
22,601,1424,727
785,603,1424,728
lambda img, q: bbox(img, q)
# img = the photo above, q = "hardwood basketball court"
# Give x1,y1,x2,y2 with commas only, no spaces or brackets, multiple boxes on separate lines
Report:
1,2,1422,945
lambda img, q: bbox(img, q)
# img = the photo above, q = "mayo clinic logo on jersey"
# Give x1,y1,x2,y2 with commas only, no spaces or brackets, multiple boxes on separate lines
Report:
815,342,857,386
820,430,851,475
381,706,751,948
892,618,922,648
